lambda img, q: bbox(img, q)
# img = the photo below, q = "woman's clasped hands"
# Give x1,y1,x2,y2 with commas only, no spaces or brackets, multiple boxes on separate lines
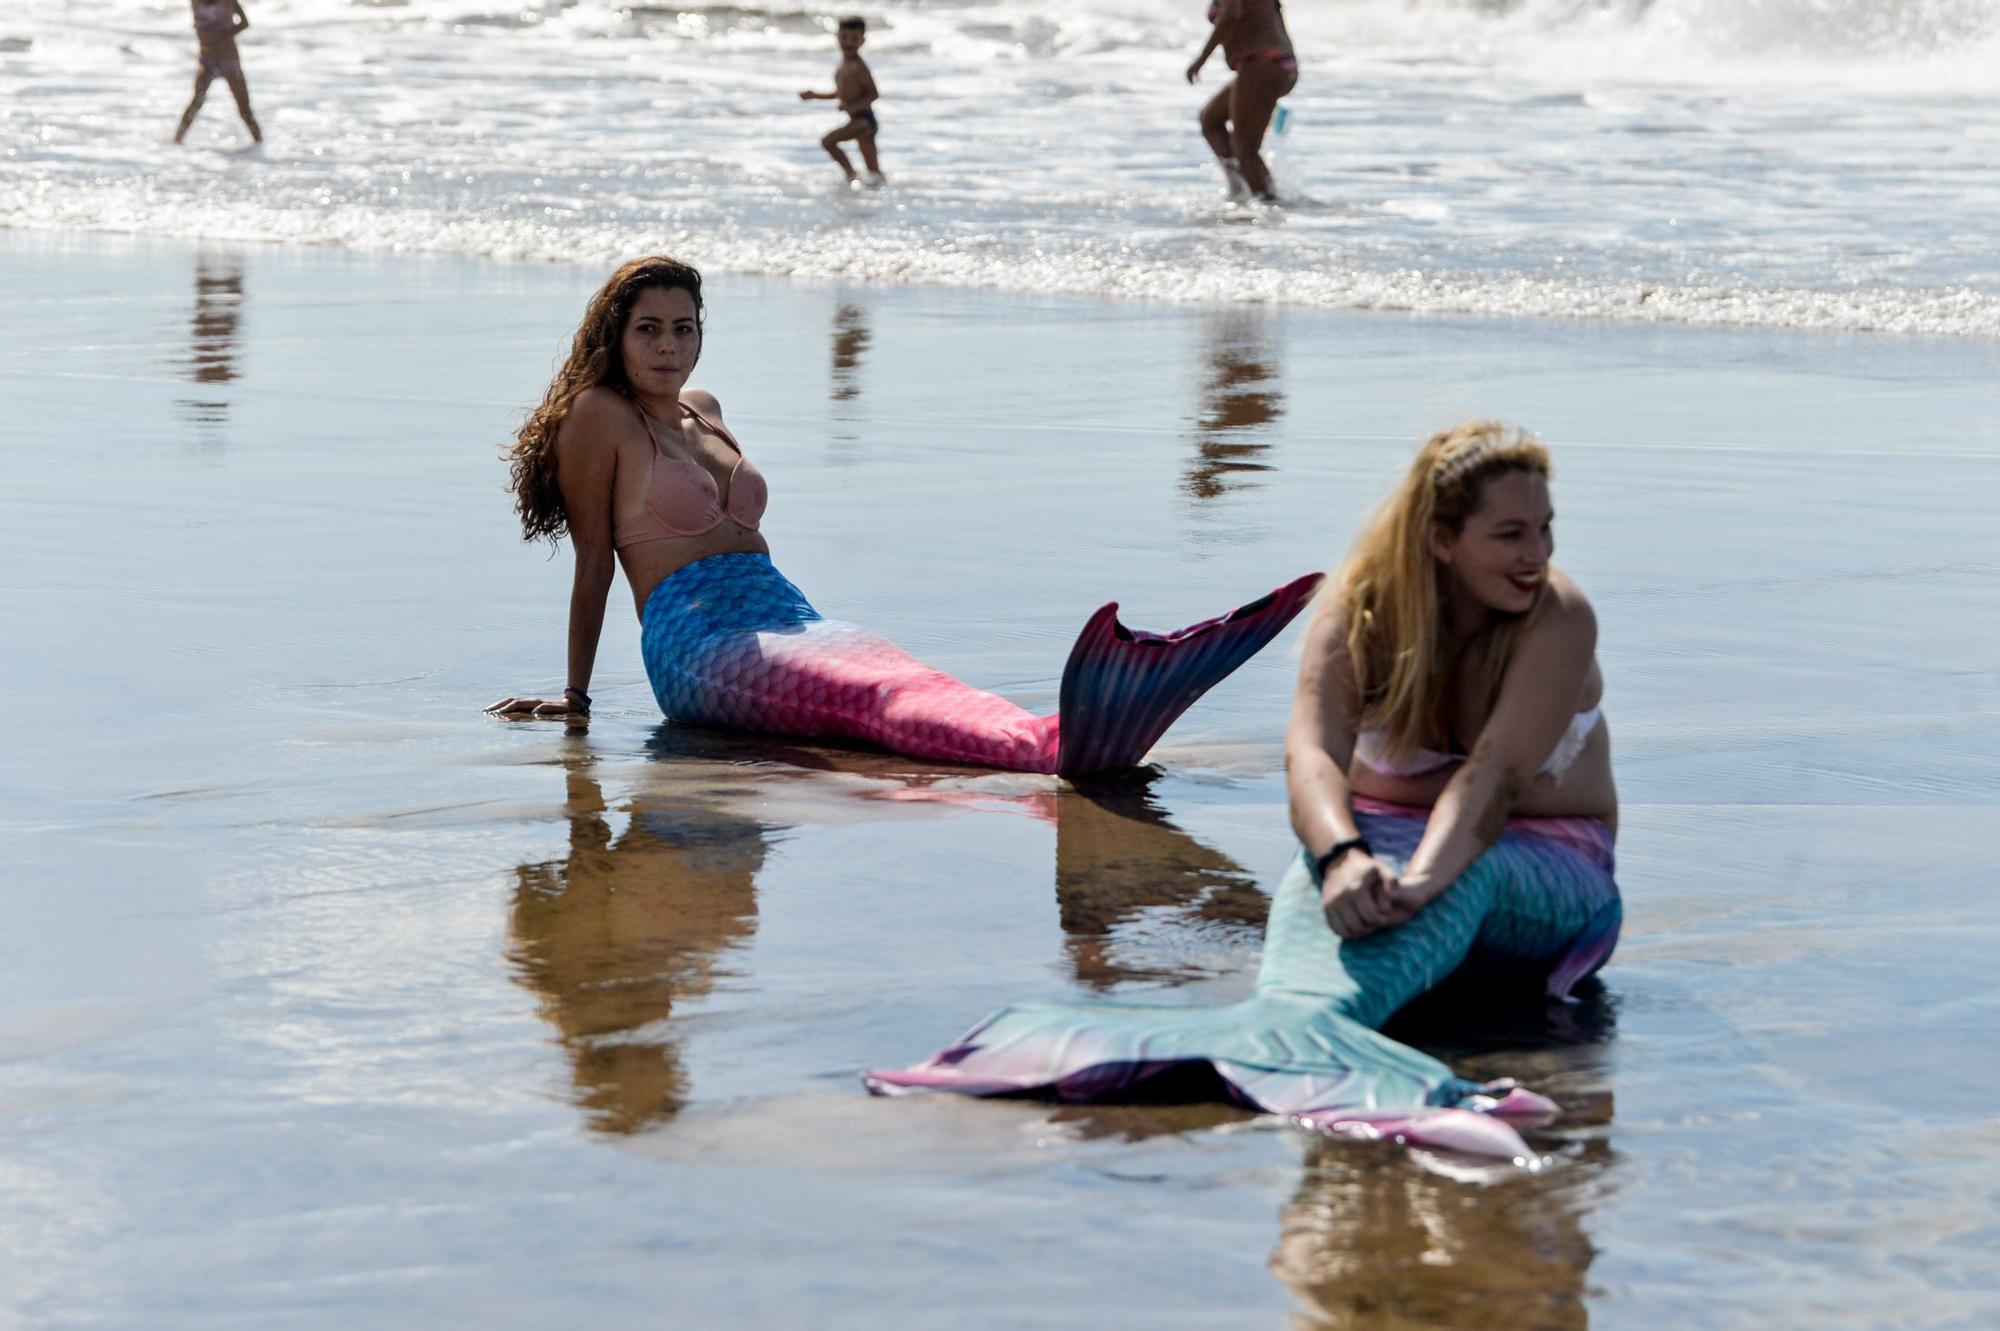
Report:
1318,852,1431,940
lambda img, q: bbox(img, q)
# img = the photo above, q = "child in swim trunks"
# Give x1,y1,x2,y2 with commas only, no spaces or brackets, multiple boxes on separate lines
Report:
174,0,261,145
798,16,884,187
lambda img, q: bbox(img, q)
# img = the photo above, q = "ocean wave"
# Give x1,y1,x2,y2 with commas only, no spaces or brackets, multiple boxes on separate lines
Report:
12,178,1997,338
6,0,1997,337
1287,0,2000,92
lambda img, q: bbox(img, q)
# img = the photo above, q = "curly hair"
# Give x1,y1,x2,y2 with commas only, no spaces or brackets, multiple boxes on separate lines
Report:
505,256,705,543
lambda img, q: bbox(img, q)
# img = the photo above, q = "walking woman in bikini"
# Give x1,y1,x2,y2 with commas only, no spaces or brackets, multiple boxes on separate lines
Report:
488,257,1319,775
174,0,261,145
1186,0,1297,203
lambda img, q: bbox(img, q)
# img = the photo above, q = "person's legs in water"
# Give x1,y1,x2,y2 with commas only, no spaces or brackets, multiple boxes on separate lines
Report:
853,112,885,183
821,116,871,184
1198,81,1250,200
1228,58,1297,201
174,64,217,144
221,64,261,142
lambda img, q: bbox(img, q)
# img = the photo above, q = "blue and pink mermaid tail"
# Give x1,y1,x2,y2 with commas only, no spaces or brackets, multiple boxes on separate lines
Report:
865,799,1622,1159
640,553,1322,776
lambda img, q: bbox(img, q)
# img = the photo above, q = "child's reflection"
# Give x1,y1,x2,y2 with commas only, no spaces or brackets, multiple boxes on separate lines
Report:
830,302,870,405
178,250,245,431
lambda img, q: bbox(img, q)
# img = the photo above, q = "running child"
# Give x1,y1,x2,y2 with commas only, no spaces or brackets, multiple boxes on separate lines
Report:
798,16,884,187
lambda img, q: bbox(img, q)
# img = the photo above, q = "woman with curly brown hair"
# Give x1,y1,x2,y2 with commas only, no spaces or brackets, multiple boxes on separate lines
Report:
488,257,1319,776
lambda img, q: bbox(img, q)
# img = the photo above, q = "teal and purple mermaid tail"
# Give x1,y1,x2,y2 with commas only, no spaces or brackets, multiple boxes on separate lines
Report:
640,553,1321,776
866,798,1621,1158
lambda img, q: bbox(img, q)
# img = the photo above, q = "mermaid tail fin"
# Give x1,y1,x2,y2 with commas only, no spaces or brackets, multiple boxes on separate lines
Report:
861,986,1541,1157
1054,572,1323,777
863,851,1571,1160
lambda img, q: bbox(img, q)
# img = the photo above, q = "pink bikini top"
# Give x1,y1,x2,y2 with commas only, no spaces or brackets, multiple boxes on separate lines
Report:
613,401,768,549
194,1,234,32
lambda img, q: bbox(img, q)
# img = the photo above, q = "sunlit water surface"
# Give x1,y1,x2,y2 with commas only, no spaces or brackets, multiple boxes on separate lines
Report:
3,233,1999,1327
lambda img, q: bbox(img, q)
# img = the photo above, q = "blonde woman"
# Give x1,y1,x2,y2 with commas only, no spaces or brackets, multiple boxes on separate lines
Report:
871,423,1622,1159
1289,420,1615,935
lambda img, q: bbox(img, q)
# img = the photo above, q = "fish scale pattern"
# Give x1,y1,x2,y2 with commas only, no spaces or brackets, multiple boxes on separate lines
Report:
639,554,1320,775
866,799,1621,1159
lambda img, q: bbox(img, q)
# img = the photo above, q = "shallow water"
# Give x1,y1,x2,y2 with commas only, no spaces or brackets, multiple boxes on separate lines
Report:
6,0,2000,334
4,232,2000,1327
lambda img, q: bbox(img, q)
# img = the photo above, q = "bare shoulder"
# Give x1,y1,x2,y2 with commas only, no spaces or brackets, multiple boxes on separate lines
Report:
1295,601,1361,693
566,386,638,433
1300,597,1350,655
1527,566,1598,647
681,387,724,420
556,386,639,459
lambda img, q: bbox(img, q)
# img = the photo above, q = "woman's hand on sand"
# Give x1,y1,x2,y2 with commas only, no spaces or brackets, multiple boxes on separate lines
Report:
486,695,586,721
1320,853,1404,939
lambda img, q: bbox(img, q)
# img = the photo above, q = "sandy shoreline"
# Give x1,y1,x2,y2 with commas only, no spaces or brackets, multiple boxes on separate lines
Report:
5,230,1999,1327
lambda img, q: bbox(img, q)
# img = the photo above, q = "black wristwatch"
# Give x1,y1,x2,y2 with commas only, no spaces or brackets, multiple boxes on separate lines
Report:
1313,835,1372,880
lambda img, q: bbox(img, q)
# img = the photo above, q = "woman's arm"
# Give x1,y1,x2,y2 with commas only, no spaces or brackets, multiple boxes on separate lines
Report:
555,399,619,711
1286,609,1361,853
487,392,620,719
1288,609,1405,938
1186,0,1234,81
231,1,250,33
1394,586,1599,913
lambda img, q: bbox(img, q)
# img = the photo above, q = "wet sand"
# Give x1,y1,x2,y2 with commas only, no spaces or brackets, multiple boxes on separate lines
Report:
3,231,1999,1328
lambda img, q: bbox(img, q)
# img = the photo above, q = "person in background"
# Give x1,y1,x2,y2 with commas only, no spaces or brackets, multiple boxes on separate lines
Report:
799,16,885,187
175,0,262,145
1186,0,1296,202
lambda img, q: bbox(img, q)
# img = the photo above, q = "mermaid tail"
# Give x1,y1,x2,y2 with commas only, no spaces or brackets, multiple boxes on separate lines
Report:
1054,572,1323,776
640,554,1320,775
865,803,1621,1159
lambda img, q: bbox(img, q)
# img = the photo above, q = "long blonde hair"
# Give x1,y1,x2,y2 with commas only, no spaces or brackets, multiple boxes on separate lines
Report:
504,256,705,544
1331,421,1553,758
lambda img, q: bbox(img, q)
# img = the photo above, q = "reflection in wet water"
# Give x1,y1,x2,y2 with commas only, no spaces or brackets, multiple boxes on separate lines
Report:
501,730,1278,1133
1183,310,1284,505
177,251,244,432
503,723,1621,1325
506,738,771,1134
1271,976,1619,1326
830,302,869,404
826,300,872,453
1055,776,1268,990
1271,1134,1609,1330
